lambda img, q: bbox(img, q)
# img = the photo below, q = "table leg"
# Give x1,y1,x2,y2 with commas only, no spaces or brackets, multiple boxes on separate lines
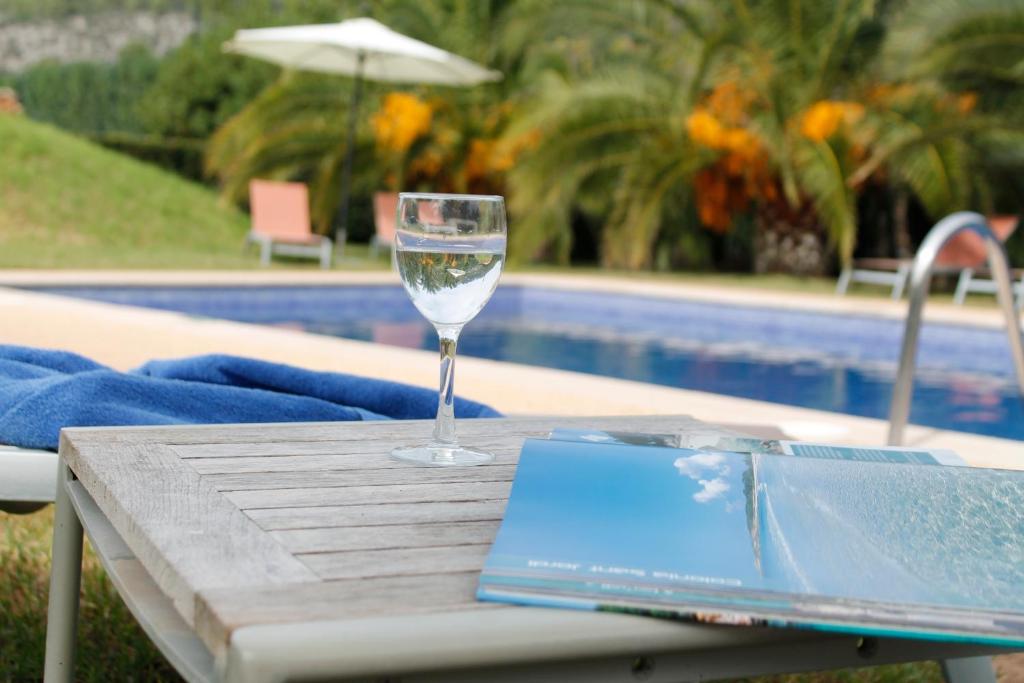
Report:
43,461,84,683
941,656,996,683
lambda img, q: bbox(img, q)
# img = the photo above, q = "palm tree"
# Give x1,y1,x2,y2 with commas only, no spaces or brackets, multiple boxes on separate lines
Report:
205,0,516,236
504,0,1024,272
205,72,361,235
500,0,718,268
872,0,1024,236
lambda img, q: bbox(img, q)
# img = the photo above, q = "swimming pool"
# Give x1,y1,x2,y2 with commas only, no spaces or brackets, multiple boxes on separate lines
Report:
27,284,1024,441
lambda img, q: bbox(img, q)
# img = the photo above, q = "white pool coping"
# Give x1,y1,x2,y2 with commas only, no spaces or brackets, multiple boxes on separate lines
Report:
0,270,1020,469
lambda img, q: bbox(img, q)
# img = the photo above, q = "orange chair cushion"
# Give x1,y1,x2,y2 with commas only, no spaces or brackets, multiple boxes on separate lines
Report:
249,179,316,243
934,215,1019,269
374,192,399,243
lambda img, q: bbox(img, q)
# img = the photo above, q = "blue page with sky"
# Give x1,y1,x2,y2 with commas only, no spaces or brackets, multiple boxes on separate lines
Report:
478,438,1024,646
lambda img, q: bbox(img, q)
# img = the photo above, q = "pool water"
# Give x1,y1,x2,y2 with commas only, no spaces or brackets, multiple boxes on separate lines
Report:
29,285,1024,441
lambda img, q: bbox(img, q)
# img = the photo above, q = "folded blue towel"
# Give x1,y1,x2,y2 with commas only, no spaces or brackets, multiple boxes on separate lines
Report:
0,345,500,451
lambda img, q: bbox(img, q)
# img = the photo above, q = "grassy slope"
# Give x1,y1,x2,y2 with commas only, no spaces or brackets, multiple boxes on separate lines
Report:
0,114,255,269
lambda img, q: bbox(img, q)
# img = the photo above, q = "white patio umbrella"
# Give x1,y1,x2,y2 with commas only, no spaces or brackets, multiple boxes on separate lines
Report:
224,18,502,254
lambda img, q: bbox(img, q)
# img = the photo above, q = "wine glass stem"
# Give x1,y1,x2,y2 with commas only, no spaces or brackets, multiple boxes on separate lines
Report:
432,326,462,446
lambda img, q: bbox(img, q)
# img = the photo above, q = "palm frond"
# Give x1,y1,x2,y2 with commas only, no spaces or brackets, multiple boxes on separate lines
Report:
796,140,858,264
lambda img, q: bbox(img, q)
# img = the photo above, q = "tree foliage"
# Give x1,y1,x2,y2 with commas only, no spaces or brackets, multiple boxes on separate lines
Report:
26,0,1019,271
138,29,278,139
502,0,1024,269
2,44,158,134
206,0,516,237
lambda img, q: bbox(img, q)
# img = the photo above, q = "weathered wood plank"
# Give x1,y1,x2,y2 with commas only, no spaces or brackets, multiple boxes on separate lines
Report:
59,438,318,627
245,500,508,531
175,438,525,463
65,419,444,446
64,414,698,448
271,521,501,553
195,572,499,654
205,465,517,492
174,440,389,459
226,480,513,510
184,448,519,474
59,414,710,659
297,544,492,580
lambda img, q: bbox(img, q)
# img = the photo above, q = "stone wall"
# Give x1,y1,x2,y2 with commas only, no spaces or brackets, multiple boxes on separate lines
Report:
0,11,196,73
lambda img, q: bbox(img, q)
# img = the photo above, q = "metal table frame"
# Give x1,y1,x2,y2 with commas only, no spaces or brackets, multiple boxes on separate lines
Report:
43,449,1005,683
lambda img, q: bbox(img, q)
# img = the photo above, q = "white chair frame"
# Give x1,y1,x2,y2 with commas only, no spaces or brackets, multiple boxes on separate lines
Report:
953,268,1024,309
0,445,58,514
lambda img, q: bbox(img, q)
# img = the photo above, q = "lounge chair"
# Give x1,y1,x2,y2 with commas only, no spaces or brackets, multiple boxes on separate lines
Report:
0,445,57,514
836,215,1020,302
247,179,333,269
951,216,1023,307
835,257,913,299
371,191,398,260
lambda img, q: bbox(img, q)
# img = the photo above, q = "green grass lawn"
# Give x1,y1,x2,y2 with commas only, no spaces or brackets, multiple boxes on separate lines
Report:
0,507,945,682
1,508,179,681
0,115,386,270
0,114,253,269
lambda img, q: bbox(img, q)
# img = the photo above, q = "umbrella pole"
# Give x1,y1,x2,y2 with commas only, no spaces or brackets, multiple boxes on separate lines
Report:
335,50,365,259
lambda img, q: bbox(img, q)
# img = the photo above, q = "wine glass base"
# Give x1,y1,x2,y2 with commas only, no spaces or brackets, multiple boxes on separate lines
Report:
391,444,495,467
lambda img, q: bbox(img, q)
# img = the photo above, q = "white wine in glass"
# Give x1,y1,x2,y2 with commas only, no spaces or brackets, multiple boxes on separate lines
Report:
392,193,507,466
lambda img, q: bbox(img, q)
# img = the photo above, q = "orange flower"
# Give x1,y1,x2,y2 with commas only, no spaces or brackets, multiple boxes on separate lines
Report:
957,92,978,114
686,108,725,148
372,92,433,152
694,169,732,233
688,107,763,157
800,100,863,142
463,131,538,182
723,128,760,156
490,146,516,173
721,151,746,175
800,101,844,141
705,81,753,125
464,138,495,181
688,83,779,232
868,83,917,106
409,149,444,177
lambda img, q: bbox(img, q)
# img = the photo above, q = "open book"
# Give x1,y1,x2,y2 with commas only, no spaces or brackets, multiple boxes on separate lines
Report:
477,432,1024,646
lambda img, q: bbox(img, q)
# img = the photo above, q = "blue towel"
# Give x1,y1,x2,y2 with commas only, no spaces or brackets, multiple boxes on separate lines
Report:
0,345,500,451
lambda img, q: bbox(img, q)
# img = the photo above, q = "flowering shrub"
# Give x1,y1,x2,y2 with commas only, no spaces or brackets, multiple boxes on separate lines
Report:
799,101,863,142
370,89,538,195
686,83,774,232
372,93,433,152
462,130,540,192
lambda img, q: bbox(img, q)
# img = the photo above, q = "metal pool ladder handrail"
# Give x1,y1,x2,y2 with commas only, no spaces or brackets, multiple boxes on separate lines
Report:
887,211,1024,446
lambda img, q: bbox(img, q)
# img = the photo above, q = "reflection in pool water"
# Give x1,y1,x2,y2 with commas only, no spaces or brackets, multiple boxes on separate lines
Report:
24,284,1024,440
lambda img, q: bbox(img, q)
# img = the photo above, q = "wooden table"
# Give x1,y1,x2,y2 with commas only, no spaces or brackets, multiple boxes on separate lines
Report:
43,416,1001,683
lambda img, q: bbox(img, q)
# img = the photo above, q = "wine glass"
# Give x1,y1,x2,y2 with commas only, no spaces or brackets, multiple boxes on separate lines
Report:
391,193,507,467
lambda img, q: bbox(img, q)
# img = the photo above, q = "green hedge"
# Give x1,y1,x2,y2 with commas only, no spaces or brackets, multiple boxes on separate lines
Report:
89,132,207,183
3,44,158,134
